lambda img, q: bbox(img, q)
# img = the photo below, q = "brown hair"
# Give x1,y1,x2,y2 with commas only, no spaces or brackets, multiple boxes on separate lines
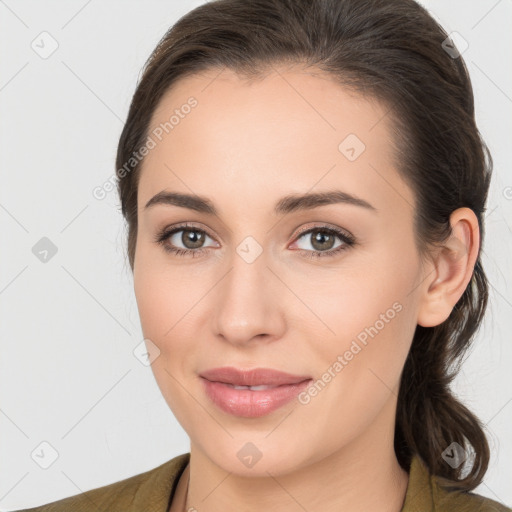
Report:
116,0,492,491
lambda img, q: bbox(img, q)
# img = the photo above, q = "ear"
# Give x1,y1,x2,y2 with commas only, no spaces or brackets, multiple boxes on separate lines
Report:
416,207,480,328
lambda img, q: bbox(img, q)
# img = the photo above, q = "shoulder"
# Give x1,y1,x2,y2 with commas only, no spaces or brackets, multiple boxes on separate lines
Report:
433,480,511,512
403,455,511,512
8,452,190,512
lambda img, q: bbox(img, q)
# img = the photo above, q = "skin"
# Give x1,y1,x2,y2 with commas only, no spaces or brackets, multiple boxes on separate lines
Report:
132,64,479,512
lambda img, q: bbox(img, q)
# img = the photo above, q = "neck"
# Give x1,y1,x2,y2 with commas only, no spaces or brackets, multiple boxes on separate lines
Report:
174,400,409,512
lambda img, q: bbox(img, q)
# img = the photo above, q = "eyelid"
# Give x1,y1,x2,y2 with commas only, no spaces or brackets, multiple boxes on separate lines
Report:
163,222,218,243
291,222,355,244
155,220,356,257
158,221,354,244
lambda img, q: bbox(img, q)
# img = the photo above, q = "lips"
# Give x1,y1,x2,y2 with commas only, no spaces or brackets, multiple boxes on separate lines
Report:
199,366,312,387
199,367,314,418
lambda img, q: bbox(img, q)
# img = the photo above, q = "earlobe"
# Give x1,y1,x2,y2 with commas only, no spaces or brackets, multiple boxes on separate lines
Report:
417,207,480,328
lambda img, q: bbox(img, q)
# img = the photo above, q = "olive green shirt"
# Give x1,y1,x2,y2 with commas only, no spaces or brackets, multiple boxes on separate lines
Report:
10,453,511,511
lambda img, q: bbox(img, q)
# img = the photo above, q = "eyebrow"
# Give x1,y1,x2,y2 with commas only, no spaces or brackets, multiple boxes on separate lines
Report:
144,190,377,215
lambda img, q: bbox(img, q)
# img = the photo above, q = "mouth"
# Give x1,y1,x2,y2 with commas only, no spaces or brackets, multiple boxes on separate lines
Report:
199,366,313,418
222,383,286,391
199,366,312,387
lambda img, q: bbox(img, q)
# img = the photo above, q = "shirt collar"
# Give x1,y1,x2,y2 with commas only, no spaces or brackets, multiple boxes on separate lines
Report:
401,455,435,511
140,452,436,511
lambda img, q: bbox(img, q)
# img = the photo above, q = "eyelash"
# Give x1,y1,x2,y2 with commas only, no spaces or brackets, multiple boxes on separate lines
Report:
153,222,356,260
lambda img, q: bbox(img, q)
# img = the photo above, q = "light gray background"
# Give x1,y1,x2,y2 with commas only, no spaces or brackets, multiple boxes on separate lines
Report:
1,0,511,509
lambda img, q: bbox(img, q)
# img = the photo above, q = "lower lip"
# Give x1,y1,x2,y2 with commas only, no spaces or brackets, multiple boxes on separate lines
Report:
200,378,312,418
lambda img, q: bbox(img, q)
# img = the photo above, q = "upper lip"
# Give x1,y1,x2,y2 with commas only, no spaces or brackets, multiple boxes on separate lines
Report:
200,367,312,387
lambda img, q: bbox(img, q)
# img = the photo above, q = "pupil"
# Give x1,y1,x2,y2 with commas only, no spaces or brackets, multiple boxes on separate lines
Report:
312,230,334,250
183,230,204,249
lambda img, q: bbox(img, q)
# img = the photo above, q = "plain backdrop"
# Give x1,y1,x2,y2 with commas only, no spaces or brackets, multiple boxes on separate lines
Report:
1,0,511,509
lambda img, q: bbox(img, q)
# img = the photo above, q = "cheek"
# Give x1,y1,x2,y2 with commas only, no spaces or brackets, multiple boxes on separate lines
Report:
133,261,198,421
133,243,194,341
133,252,206,388
306,251,419,392
133,268,168,341
296,263,408,345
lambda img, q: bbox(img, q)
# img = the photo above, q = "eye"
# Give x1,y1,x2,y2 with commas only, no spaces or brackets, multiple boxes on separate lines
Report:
154,223,218,257
290,224,356,259
154,222,356,259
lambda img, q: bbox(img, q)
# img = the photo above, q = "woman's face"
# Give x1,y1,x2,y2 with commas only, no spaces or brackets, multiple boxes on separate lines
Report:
133,65,427,476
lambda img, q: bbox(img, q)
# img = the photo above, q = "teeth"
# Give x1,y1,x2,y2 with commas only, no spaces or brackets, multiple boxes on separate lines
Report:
229,384,276,391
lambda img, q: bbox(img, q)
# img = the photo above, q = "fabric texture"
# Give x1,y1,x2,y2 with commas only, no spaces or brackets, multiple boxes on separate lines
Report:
10,453,511,511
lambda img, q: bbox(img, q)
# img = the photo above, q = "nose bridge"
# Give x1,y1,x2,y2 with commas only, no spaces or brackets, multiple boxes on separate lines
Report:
213,239,284,345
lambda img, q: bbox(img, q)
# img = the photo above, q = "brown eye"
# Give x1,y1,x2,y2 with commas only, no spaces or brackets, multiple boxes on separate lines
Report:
154,223,219,257
180,229,206,249
291,225,356,260
308,229,337,251
294,227,345,252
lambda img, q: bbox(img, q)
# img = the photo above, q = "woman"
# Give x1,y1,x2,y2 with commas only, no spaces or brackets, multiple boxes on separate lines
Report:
13,0,510,510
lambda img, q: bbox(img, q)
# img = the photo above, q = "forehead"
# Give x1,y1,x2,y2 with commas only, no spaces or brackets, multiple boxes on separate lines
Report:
149,65,389,147
138,65,414,218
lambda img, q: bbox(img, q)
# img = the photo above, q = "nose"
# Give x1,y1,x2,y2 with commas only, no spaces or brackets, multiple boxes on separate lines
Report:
212,249,286,347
